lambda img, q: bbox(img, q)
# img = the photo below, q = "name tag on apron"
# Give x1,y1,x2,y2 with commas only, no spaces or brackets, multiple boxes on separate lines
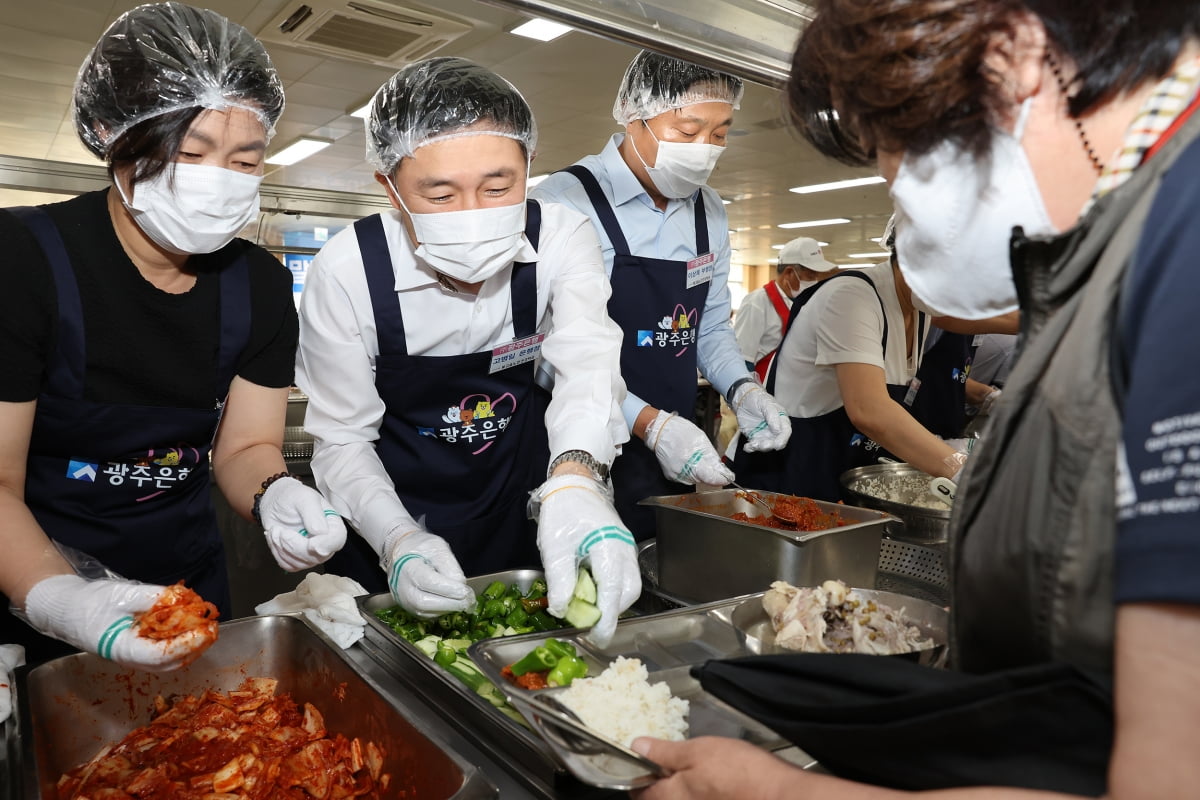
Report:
973,334,985,347
489,332,545,374
685,252,716,289
903,377,922,407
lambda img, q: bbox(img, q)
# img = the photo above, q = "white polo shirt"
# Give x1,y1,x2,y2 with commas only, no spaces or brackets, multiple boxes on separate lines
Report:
772,263,923,419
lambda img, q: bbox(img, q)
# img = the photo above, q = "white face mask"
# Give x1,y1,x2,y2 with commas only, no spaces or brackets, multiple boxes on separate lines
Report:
789,279,819,299
387,175,527,284
632,123,725,199
118,163,262,255
890,98,1056,319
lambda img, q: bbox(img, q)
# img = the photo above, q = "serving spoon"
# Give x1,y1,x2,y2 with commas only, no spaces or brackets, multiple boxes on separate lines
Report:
728,481,800,527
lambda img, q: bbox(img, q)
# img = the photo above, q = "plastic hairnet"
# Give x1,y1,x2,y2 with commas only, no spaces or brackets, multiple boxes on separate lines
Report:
367,57,537,175
613,51,744,125
73,2,285,159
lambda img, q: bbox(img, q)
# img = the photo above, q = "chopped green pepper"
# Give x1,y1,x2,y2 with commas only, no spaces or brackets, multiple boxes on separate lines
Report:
510,645,556,676
505,607,529,627
434,642,457,668
543,638,576,660
482,580,507,601
481,598,506,619
530,610,558,632
547,654,588,686
527,578,548,599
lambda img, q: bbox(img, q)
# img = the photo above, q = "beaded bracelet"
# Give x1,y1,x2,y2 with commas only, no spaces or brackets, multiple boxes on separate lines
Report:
251,471,292,525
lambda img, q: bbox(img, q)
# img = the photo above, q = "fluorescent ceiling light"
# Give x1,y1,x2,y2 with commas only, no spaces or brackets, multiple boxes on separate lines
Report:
847,251,892,258
266,137,332,165
510,18,572,41
527,173,550,188
774,241,828,248
350,102,371,119
870,236,883,242
778,218,850,229
721,198,732,205
789,176,885,194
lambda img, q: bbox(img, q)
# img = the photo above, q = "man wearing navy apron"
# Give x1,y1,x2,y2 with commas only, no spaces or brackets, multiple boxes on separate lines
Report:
297,59,640,646
533,51,792,539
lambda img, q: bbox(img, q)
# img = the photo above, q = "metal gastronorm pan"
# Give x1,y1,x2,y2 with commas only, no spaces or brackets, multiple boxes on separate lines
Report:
640,489,895,603
16,614,495,800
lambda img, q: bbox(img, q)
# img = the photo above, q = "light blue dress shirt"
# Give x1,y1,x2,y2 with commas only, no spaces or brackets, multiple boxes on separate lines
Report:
532,133,752,429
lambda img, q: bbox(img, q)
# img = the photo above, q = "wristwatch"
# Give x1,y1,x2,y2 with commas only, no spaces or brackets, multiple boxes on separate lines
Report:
548,449,610,483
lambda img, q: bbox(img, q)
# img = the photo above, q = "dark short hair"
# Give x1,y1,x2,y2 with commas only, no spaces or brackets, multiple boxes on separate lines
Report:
787,0,1200,165
105,107,204,187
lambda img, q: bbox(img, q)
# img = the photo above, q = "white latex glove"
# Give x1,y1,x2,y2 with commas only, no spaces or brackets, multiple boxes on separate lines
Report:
22,575,215,672
380,529,475,619
531,474,641,647
0,644,23,724
731,381,792,452
943,437,979,455
979,387,1002,415
644,410,735,486
258,476,348,572
944,450,969,482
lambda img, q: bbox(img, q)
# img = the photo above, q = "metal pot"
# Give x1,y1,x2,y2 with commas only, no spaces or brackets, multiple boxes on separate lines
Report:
840,463,951,546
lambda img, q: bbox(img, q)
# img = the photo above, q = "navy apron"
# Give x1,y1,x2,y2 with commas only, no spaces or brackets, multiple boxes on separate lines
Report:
0,206,247,664
560,165,710,540
323,202,549,592
734,271,921,502
907,329,976,438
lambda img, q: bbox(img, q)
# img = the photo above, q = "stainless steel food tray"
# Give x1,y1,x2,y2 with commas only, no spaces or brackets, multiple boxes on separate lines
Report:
639,536,950,608
16,614,495,800
640,489,894,603
358,569,610,799
728,590,948,667
840,463,951,545
469,596,815,788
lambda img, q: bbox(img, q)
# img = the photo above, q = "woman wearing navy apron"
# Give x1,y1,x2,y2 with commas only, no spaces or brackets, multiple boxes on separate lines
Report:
733,247,968,502
533,51,792,539
297,59,640,646
0,4,344,669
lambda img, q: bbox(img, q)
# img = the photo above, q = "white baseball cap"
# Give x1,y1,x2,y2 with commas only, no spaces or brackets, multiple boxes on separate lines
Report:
779,237,836,271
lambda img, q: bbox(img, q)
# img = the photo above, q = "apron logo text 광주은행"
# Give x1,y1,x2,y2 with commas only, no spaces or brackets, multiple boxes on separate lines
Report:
636,303,699,356
417,392,517,455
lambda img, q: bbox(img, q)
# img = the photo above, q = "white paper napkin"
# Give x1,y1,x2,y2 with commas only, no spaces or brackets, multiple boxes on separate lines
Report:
255,573,369,649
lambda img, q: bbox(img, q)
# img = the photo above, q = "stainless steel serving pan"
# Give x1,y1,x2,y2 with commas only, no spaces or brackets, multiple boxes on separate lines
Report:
729,589,949,667
358,569,576,796
840,463,952,545
469,596,808,789
16,614,495,800
640,489,895,603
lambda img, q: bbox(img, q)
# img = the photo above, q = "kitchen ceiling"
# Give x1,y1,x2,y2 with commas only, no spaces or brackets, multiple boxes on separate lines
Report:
0,0,893,271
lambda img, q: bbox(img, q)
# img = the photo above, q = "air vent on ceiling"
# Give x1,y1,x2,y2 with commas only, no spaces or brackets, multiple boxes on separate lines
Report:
258,1,471,68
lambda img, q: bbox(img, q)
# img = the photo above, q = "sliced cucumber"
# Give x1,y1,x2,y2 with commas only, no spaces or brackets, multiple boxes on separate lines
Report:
564,596,602,629
573,567,597,604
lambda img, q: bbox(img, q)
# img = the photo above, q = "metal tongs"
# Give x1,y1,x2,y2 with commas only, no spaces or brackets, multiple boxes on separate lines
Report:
514,692,671,787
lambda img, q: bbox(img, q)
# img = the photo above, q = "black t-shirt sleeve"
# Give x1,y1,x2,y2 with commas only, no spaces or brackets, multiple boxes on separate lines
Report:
1115,134,1200,606
236,242,298,389
0,210,56,402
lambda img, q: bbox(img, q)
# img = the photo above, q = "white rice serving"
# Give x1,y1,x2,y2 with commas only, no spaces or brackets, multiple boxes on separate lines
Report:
555,656,689,747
